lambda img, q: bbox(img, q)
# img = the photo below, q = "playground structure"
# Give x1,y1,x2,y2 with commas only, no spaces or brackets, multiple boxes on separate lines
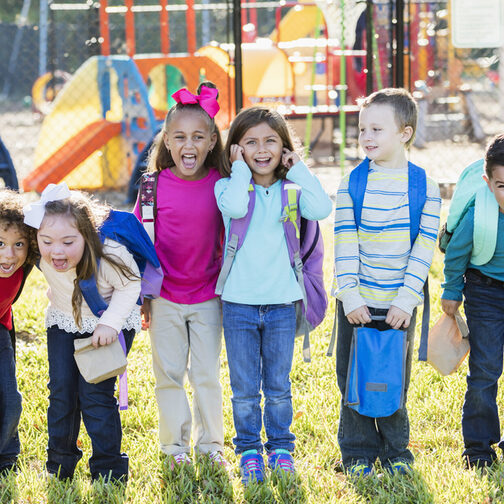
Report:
14,0,495,193
23,0,373,193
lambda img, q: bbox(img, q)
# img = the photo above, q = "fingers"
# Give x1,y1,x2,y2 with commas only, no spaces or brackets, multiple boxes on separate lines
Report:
230,144,244,163
281,149,300,169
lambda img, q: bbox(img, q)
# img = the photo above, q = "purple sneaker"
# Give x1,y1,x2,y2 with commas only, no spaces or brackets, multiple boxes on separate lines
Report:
240,450,265,485
267,449,295,475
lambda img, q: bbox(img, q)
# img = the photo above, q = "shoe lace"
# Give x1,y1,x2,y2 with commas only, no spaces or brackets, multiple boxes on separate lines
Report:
242,457,261,473
173,453,190,464
209,451,227,466
270,451,295,473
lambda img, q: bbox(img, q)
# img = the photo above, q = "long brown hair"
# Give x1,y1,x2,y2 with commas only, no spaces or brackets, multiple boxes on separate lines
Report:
147,81,224,175
221,106,302,178
43,192,138,328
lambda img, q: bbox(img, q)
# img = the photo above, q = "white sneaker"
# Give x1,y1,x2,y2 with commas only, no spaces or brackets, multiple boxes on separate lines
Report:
208,451,228,468
169,452,192,469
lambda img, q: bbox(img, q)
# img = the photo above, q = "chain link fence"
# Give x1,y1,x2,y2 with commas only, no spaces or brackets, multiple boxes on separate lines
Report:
0,0,502,197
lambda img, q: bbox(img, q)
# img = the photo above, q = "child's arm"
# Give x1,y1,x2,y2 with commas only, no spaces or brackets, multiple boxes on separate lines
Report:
284,156,333,220
214,154,252,219
331,174,369,319
440,207,475,315
95,242,141,341
389,176,441,319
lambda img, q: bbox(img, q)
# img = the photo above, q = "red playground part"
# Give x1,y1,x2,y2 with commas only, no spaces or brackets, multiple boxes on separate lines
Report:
23,120,122,193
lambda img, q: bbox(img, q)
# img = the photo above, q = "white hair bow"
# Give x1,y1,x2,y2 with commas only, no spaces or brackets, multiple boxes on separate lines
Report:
23,182,72,229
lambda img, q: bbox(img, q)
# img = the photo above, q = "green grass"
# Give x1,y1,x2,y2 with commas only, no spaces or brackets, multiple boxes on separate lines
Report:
2,221,503,503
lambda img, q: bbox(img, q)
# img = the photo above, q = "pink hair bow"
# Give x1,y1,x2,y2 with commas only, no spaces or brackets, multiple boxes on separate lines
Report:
171,86,220,118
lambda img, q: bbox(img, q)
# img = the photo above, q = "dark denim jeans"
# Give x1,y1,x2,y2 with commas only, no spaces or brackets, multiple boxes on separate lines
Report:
46,325,134,481
462,274,504,463
222,302,296,455
335,301,416,468
0,325,22,471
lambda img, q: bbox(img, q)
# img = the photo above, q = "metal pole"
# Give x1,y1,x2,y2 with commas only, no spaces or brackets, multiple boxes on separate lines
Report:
233,0,243,112
366,0,373,94
39,0,48,76
395,0,404,88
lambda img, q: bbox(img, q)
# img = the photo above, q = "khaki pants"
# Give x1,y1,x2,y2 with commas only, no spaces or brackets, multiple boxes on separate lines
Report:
149,297,224,456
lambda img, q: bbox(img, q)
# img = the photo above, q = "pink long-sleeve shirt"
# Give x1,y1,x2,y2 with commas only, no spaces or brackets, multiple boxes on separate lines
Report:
134,167,224,304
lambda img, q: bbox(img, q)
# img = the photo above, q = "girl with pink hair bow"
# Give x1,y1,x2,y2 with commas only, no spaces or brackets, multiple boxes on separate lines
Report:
134,81,228,469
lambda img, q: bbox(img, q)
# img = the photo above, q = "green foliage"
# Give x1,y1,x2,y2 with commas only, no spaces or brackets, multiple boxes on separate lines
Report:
2,220,503,503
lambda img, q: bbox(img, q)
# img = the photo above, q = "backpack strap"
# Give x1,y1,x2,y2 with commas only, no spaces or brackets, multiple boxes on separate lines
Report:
345,158,430,361
140,172,158,244
281,180,311,362
215,182,255,295
471,185,499,266
347,158,369,229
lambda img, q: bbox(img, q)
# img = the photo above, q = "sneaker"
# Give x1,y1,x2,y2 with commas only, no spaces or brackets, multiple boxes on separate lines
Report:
208,451,228,468
169,452,192,470
384,459,412,475
240,450,265,485
346,460,373,477
267,449,295,476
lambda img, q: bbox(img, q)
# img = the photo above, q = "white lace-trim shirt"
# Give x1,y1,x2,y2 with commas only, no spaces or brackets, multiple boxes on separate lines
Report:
41,238,142,334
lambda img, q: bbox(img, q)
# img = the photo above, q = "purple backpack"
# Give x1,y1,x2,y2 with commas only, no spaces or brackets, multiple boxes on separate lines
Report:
215,180,327,362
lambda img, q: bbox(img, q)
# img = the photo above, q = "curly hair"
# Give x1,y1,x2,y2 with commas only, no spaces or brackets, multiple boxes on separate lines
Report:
0,189,38,266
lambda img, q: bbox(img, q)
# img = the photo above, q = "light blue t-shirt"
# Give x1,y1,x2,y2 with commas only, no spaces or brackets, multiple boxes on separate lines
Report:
214,160,332,304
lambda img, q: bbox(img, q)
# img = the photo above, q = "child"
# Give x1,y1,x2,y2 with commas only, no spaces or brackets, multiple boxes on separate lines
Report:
441,134,504,470
333,88,441,476
0,190,37,476
134,82,226,466
215,106,332,484
23,184,141,483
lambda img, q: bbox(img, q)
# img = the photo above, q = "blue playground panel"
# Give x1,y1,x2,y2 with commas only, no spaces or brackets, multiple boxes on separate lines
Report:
0,137,19,190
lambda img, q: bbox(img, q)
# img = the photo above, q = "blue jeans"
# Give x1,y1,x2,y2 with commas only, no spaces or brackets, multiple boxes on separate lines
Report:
222,302,296,455
0,325,22,471
46,325,134,481
462,273,504,463
335,301,416,468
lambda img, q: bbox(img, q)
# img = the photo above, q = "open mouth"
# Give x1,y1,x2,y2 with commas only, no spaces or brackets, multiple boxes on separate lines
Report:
52,259,68,271
0,263,16,274
181,154,197,170
254,157,272,168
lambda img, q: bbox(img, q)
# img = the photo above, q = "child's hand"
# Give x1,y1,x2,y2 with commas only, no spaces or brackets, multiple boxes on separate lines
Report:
92,324,118,348
346,305,372,325
282,148,300,169
441,299,462,317
386,306,411,329
230,144,245,163
141,298,152,330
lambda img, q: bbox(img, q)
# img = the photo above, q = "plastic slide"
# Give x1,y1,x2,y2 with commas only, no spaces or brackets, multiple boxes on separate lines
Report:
23,120,121,193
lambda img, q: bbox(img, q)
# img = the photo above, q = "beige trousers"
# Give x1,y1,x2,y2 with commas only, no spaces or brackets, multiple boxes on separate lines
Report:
149,296,224,456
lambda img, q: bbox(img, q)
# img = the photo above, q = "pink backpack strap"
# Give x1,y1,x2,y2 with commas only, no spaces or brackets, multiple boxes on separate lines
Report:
139,172,158,244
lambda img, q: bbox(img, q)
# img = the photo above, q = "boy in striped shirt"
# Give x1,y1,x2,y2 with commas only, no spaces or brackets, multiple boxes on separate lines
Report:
333,88,441,476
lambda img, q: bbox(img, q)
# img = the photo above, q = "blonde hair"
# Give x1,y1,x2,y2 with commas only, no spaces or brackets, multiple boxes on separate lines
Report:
42,192,138,328
361,87,418,147
147,81,224,175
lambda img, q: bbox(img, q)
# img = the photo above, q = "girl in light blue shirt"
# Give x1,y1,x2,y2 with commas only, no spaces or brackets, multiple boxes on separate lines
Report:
214,106,331,485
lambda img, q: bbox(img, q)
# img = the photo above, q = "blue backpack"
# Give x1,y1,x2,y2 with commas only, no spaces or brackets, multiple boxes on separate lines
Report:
328,157,430,361
79,209,163,317
438,158,498,265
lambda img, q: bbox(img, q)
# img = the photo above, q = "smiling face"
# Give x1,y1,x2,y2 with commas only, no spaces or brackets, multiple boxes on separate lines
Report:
0,223,28,278
38,214,85,272
239,122,283,187
485,164,504,213
358,103,412,169
163,108,217,181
